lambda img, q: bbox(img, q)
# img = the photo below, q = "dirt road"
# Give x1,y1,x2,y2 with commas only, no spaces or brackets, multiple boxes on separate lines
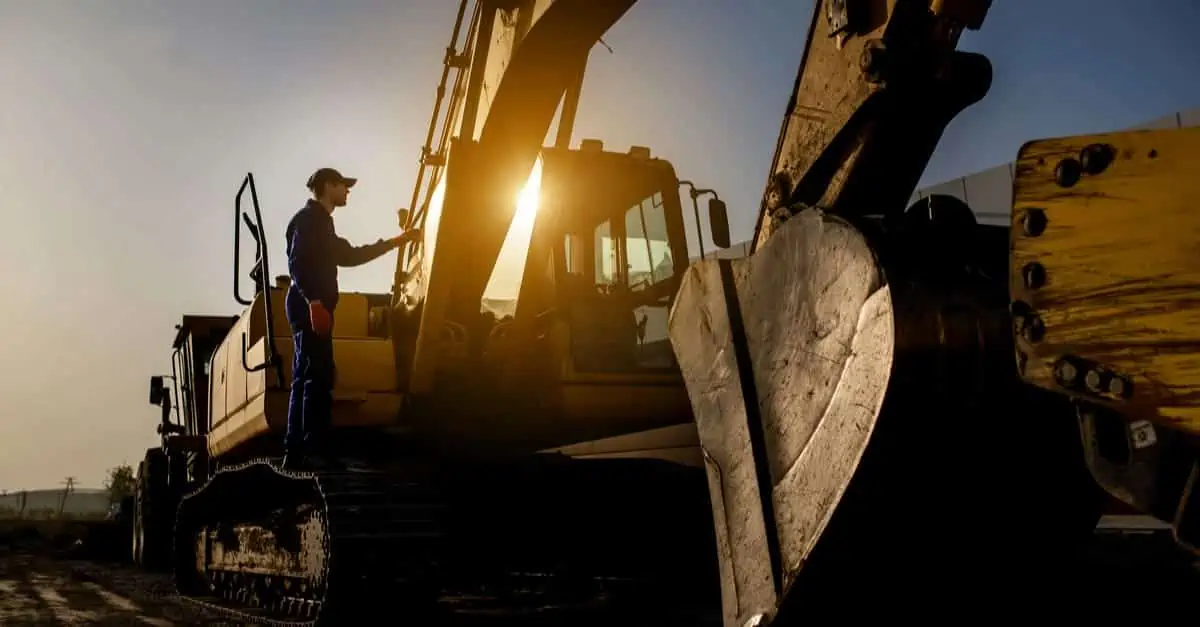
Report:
0,524,1195,625
0,553,226,626
0,551,715,626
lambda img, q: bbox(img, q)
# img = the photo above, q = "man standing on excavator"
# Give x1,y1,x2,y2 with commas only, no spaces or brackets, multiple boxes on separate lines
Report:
282,167,420,469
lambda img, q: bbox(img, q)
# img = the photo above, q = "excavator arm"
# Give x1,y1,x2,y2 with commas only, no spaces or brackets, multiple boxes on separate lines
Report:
752,0,991,250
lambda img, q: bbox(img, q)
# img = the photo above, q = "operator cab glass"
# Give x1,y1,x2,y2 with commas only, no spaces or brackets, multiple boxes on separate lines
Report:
544,147,689,375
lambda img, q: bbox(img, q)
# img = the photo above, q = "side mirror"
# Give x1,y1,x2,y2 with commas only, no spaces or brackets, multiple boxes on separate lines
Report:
708,198,732,249
397,207,411,229
148,376,164,406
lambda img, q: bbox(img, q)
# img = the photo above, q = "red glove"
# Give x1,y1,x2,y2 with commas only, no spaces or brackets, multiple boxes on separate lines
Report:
309,300,332,337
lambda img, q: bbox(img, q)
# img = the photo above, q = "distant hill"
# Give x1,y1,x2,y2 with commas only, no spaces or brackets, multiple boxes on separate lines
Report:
0,488,110,518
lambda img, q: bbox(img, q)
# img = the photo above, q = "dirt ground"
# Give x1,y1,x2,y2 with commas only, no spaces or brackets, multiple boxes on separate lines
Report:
0,547,715,627
0,553,229,626
0,524,1196,626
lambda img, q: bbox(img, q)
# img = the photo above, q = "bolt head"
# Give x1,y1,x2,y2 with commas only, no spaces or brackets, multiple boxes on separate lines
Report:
1022,209,1047,237
1055,359,1078,385
1108,376,1132,399
1023,262,1047,290
1022,316,1046,342
1079,143,1115,175
1055,158,1082,188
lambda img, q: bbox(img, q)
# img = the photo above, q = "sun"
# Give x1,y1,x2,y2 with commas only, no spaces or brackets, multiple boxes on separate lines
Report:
482,156,544,305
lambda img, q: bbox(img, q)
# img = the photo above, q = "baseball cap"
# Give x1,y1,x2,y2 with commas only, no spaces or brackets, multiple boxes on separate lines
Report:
306,167,358,191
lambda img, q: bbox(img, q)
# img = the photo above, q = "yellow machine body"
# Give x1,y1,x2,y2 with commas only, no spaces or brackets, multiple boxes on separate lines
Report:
1012,126,1200,436
1011,125,1200,551
206,143,702,460
206,290,401,458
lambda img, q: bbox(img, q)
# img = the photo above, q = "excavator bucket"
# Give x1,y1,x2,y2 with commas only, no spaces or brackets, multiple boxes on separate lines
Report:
670,211,892,625
672,203,1105,624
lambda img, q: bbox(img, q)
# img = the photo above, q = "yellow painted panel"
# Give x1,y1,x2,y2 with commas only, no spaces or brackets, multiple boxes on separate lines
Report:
208,289,402,458
1012,126,1200,435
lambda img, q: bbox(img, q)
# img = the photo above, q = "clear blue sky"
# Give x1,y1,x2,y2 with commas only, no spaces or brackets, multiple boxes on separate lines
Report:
0,0,1196,489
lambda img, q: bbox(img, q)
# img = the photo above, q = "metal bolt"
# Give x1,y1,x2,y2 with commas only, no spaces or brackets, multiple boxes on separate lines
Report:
1022,208,1047,237
1055,359,1078,386
1022,262,1047,290
826,0,849,32
1085,369,1105,393
1108,376,1132,399
1022,316,1045,343
1055,158,1082,188
1079,143,1115,175
860,40,887,83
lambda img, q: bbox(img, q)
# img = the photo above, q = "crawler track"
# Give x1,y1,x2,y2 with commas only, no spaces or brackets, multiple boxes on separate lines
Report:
172,459,444,626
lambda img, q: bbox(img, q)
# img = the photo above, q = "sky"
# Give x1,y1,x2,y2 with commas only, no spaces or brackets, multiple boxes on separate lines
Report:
0,0,1197,489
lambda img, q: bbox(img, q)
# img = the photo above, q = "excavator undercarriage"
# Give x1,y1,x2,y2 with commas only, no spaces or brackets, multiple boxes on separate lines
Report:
171,453,718,625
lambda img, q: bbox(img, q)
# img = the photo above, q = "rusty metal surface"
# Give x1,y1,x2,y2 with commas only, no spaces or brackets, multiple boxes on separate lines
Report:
669,210,893,626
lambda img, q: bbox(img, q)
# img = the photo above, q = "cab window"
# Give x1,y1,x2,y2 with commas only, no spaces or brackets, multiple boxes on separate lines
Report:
624,192,673,291
566,188,681,373
593,221,618,288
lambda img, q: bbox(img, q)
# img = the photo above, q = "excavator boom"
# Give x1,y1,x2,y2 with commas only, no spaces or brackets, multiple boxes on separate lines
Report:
393,0,637,393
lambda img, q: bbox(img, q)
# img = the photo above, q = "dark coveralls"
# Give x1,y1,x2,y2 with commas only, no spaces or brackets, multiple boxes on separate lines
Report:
284,199,395,458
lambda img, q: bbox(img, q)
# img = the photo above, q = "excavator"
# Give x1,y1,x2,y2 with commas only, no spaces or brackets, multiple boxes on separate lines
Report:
135,0,724,623
128,0,1200,624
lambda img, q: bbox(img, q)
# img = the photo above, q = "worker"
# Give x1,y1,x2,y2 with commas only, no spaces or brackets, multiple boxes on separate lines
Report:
282,167,420,469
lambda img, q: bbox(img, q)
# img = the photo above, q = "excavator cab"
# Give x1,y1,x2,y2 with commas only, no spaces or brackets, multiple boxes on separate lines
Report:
399,139,726,453
538,142,691,376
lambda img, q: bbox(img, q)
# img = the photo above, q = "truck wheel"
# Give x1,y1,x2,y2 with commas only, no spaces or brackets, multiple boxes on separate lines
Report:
132,461,146,565
134,449,172,570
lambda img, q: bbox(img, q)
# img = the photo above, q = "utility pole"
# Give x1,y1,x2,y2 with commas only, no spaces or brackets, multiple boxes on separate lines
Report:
58,477,76,518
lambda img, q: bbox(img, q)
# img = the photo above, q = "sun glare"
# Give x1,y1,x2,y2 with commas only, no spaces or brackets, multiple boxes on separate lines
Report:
482,157,544,311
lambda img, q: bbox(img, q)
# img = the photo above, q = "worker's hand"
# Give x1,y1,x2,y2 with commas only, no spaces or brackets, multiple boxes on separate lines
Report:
390,229,422,248
309,300,332,337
